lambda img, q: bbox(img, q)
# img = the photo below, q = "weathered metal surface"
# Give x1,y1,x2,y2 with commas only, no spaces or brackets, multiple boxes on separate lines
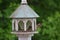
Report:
10,5,39,18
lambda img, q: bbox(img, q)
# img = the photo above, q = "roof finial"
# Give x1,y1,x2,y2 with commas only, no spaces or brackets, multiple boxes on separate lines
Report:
21,0,27,5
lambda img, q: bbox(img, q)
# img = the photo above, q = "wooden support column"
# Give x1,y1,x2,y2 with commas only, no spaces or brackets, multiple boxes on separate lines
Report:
12,20,14,31
32,20,34,31
18,34,33,40
35,19,37,30
24,22,27,31
24,20,27,31
15,20,18,31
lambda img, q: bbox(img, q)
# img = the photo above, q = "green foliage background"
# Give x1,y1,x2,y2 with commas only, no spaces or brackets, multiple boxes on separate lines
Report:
0,0,60,40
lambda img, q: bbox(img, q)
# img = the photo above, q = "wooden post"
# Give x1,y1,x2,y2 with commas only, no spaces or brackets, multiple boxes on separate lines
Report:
18,34,33,40
24,21,27,31
15,20,18,31
32,20,34,31
12,20,14,31
35,19,37,30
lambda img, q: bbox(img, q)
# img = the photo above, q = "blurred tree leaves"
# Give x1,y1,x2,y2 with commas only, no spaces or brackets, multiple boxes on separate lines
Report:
33,11,60,40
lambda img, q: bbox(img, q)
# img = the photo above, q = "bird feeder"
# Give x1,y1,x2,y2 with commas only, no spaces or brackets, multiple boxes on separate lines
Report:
10,0,39,40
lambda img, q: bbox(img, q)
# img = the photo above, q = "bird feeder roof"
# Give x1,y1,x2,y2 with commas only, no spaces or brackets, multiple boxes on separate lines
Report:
10,1,39,18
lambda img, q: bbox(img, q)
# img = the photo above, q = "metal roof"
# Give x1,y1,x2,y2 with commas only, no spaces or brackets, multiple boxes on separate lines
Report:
10,4,39,18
